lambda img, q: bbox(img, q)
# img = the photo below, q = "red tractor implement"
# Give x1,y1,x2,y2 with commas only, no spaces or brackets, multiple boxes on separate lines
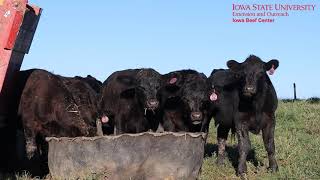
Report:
0,0,41,125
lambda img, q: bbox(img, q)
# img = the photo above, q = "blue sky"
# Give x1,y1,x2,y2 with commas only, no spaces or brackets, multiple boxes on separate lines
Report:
22,0,320,98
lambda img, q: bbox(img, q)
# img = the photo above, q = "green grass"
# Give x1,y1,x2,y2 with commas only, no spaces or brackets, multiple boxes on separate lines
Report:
11,100,320,179
200,100,320,179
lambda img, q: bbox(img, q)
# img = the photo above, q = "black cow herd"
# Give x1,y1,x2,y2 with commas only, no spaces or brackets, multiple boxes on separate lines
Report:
0,55,279,177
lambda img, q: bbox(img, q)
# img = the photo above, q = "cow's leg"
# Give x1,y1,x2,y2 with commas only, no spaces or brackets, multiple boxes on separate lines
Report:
217,125,230,166
236,114,251,176
237,128,250,176
24,128,37,159
262,114,278,172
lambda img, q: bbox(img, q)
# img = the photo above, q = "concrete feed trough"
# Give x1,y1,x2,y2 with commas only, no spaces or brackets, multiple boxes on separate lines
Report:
46,132,206,180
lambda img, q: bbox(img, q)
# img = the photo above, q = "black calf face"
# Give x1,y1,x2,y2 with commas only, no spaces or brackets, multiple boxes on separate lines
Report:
182,79,209,125
183,93,207,124
240,60,265,96
136,69,162,110
162,70,209,125
227,55,279,97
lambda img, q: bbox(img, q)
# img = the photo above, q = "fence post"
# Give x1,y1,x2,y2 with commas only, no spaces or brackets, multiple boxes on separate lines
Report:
293,83,297,101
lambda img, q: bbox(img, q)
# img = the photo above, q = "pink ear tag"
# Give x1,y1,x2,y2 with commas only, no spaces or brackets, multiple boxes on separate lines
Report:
101,116,109,123
210,91,218,101
268,65,275,75
169,77,177,84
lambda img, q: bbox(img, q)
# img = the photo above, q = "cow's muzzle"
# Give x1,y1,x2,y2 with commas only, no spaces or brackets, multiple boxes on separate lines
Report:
243,86,256,97
146,99,159,110
190,112,203,125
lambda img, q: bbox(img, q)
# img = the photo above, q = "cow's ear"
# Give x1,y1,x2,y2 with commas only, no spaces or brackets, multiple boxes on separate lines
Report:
163,72,181,87
162,73,181,93
265,59,279,70
265,59,279,75
168,77,178,85
120,88,135,98
165,78,180,93
227,60,241,71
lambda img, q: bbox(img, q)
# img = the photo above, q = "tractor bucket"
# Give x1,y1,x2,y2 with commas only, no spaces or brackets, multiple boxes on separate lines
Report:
46,132,205,180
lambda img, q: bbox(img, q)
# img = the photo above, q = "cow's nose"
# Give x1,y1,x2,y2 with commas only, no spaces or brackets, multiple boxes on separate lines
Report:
246,87,254,91
190,112,203,123
147,99,159,109
244,86,255,93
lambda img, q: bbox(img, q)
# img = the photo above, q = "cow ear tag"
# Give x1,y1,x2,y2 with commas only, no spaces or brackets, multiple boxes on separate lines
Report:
169,77,177,84
210,90,218,101
268,65,275,75
101,116,109,123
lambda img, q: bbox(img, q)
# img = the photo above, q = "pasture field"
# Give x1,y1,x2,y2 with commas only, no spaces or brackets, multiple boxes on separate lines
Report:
9,100,320,179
